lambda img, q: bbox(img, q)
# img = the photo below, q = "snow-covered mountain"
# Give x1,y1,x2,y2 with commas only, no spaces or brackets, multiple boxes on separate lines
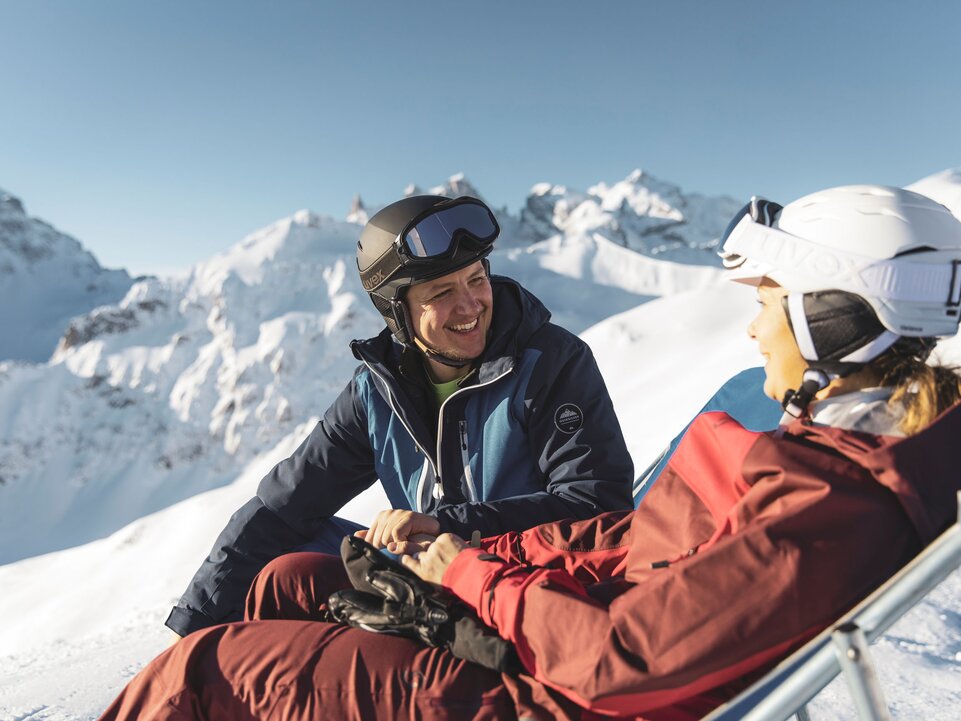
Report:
0,210,381,563
0,189,133,363
345,169,740,259
1,169,960,720
517,169,743,262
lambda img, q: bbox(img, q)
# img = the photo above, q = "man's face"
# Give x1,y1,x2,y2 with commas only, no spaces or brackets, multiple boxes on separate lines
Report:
405,261,493,365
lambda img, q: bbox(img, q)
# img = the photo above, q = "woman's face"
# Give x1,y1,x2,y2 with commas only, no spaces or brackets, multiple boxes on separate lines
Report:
747,281,809,403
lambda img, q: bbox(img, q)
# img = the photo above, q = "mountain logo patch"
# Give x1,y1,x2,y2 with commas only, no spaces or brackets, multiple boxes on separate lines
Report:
554,403,583,433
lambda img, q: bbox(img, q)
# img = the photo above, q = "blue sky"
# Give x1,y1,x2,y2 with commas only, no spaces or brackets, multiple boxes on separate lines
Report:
2,1,959,275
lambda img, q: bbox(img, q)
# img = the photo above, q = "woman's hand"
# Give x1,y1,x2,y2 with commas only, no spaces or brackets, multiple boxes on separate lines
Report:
400,533,467,585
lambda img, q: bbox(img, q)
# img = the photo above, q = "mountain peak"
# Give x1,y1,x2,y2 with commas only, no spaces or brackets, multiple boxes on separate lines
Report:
0,188,132,362
347,194,368,225
428,173,483,200
0,188,26,217
517,171,740,262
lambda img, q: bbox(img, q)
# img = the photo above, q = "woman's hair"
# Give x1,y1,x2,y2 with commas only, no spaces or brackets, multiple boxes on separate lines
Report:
870,338,961,435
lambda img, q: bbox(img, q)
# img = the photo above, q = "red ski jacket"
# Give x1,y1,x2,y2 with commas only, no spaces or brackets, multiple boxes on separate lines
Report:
443,404,961,720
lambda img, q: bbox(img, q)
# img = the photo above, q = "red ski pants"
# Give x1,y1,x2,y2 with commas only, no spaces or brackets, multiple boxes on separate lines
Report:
98,553,518,721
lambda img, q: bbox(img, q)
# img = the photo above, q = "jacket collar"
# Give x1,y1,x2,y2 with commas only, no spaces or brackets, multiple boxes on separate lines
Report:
801,388,905,437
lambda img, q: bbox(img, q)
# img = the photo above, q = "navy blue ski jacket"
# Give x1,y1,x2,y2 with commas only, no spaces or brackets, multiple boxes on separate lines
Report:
166,277,633,635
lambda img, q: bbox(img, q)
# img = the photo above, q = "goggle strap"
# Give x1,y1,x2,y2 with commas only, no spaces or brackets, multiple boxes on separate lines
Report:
751,197,783,226
726,220,961,305
360,245,403,292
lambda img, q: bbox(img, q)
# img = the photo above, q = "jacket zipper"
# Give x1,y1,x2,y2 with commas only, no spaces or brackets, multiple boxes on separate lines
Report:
364,360,510,511
459,420,478,502
432,369,512,506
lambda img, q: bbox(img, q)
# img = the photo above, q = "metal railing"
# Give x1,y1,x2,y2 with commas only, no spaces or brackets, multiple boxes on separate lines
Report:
702,492,961,721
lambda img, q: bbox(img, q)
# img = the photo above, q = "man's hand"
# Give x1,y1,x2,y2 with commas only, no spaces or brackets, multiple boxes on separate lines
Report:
356,509,441,549
386,534,435,556
400,532,466,585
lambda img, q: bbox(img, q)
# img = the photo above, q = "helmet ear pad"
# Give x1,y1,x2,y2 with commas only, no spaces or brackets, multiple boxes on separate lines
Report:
369,291,411,345
389,296,414,346
781,290,893,371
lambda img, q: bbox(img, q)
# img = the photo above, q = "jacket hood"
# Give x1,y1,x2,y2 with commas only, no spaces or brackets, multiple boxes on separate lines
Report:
786,402,961,544
351,275,552,380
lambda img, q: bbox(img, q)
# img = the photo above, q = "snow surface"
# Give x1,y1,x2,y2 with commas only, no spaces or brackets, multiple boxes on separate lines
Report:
1,171,960,720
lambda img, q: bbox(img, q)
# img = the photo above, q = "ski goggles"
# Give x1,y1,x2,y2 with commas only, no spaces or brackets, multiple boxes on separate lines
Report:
719,196,961,307
718,196,784,272
396,197,499,263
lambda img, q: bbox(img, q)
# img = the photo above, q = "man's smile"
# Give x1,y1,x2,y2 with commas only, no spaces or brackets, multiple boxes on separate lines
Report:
448,317,480,333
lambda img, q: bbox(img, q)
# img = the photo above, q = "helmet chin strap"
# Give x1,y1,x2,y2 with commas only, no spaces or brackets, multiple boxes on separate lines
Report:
782,367,832,418
412,335,472,369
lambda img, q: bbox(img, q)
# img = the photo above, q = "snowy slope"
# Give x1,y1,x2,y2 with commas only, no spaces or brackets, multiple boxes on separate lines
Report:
1,170,960,720
0,189,132,363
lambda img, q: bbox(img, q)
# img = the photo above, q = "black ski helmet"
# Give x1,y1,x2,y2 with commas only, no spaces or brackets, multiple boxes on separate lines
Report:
356,195,499,345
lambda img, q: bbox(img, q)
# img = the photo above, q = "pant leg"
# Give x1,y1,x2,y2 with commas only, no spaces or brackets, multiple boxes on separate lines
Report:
245,551,350,622
99,620,515,721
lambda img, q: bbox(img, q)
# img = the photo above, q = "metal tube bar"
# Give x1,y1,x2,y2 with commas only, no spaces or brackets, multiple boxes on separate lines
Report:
831,622,893,721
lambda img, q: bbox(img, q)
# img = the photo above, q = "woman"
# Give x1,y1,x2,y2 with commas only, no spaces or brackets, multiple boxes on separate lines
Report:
99,186,961,721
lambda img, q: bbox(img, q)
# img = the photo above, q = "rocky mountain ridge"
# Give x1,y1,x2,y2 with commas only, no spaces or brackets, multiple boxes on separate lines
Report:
0,188,133,362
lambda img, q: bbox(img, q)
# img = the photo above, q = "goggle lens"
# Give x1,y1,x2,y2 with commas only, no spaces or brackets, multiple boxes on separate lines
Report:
720,197,783,247
402,202,498,258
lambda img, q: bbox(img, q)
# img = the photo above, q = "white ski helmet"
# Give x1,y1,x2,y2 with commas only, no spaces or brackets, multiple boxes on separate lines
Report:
721,185,961,416
722,185,961,361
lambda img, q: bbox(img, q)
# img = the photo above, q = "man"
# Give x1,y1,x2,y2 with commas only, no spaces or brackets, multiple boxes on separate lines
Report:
165,194,634,637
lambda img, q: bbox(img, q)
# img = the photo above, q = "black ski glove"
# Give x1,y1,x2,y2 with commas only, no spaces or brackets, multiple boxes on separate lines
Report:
328,535,520,674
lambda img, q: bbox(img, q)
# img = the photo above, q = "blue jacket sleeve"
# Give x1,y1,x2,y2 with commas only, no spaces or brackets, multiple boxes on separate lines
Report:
433,329,634,537
165,373,377,635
